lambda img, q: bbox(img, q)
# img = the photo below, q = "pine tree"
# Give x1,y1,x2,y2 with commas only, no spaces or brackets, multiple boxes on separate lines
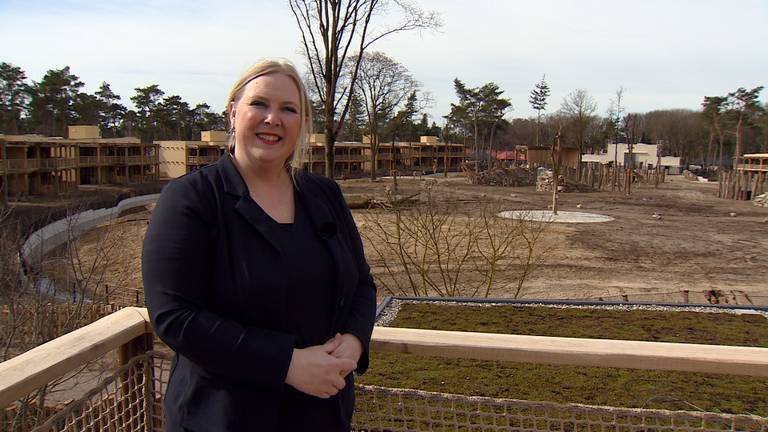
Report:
529,75,550,147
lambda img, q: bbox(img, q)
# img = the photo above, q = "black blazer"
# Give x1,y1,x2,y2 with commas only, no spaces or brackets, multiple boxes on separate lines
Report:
142,154,377,431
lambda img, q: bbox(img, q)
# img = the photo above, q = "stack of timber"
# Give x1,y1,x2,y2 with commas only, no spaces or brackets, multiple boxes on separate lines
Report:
463,165,535,187
537,169,593,193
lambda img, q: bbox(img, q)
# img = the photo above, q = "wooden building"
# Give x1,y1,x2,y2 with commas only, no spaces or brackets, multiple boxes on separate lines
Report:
0,126,158,198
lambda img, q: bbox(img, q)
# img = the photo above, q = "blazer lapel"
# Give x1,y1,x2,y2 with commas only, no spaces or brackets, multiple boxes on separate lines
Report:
218,154,282,252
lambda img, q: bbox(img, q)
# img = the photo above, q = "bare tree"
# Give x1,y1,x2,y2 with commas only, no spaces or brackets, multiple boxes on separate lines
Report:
359,182,550,298
353,51,419,179
560,89,597,179
288,0,440,178
622,113,644,195
550,128,563,215
607,87,625,191
0,205,135,429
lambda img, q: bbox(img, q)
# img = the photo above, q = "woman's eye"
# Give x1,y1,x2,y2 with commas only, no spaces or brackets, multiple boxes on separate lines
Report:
249,100,266,107
283,106,298,113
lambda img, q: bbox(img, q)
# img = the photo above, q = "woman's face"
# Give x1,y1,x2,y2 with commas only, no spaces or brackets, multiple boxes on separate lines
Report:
230,73,302,170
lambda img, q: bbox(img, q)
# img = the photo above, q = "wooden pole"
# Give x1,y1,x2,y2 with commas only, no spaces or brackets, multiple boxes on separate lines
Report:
752,172,759,200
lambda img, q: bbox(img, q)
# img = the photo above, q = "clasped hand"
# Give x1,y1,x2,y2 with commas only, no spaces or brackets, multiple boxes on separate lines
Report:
285,333,363,399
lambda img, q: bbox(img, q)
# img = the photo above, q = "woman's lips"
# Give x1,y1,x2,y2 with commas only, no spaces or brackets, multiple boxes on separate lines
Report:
256,133,281,145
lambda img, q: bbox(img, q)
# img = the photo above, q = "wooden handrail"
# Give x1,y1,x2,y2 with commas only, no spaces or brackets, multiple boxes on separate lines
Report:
371,327,768,377
0,307,149,409
2,307,768,410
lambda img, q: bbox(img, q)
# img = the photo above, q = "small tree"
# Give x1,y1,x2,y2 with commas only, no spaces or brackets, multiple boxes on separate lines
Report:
353,52,419,179
607,87,625,191
550,129,562,215
560,89,597,179
359,183,550,298
529,75,550,147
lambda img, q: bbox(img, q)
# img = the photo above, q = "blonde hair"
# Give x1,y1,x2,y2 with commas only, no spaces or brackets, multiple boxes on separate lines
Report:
226,59,312,169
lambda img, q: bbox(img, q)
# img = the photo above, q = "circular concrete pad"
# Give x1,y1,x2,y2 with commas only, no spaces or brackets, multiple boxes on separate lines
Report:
497,210,615,224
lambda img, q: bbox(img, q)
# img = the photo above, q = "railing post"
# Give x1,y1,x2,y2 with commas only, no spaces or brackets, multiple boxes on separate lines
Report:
118,331,154,431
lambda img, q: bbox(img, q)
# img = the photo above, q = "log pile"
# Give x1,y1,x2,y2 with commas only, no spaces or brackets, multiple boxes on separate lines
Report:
462,164,535,187
536,169,593,192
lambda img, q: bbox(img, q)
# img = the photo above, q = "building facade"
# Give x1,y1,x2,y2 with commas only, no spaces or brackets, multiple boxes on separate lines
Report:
1,126,159,198
582,143,681,173
156,131,228,179
301,134,466,176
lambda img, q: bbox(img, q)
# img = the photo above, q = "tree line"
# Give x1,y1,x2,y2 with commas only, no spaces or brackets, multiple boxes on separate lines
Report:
0,62,226,143
452,77,766,170
2,58,766,173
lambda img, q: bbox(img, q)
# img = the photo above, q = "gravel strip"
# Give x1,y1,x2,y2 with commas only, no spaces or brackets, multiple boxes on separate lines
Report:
375,298,768,326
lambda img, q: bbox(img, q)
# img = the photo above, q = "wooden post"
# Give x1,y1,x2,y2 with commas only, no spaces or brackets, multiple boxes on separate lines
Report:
118,332,154,431
752,172,759,200
718,173,723,198
681,290,690,304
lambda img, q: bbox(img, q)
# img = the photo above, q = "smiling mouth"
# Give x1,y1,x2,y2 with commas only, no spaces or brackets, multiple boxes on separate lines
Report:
256,133,282,143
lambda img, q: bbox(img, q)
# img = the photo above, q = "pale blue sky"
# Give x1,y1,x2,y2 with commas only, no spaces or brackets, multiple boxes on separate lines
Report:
2,0,766,123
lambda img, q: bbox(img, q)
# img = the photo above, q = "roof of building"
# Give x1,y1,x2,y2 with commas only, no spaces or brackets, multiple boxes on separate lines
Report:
0,133,141,145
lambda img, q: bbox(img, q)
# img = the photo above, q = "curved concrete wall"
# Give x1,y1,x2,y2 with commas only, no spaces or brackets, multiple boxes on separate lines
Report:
21,194,160,267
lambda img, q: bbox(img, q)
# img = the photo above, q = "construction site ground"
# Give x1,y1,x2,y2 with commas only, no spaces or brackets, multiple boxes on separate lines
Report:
47,173,768,307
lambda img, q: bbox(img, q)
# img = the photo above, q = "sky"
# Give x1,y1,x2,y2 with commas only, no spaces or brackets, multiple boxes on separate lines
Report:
1,0,766,125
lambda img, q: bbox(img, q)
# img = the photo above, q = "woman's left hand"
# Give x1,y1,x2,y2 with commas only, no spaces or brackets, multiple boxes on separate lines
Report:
329,333,363,377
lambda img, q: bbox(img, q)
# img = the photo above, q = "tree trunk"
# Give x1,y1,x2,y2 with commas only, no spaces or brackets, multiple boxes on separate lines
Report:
735,114,744,170
324,121,336,179
612,142,618,191
370,140,377,181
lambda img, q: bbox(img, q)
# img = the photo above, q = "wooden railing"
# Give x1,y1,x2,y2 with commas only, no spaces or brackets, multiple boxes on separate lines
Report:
736,163,767,172
3,307,768,412
0,308,152,409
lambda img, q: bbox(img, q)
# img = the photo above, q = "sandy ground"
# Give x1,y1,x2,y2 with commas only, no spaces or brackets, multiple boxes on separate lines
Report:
59,174,768,307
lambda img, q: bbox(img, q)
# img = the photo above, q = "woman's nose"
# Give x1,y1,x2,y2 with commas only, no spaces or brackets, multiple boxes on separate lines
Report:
264,109,282,126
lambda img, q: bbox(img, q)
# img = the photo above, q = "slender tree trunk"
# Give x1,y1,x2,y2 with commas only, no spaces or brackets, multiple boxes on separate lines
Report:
626,142,633,196
612,142,618,191
735,114,744,170
551,131,561,215
324,121,336,179
717,130,724,172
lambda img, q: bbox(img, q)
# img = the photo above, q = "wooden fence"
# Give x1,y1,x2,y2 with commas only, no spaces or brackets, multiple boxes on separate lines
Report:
561,162,666,192
718,169,767,200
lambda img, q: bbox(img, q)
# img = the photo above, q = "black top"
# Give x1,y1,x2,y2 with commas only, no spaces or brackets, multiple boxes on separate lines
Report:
258,196,340,430
263,196,335,349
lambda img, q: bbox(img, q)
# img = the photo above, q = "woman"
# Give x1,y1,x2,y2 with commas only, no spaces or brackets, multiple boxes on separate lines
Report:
142,60,377,431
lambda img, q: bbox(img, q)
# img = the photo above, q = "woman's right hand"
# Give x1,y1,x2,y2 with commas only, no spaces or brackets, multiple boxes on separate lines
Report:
285,337,357,398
